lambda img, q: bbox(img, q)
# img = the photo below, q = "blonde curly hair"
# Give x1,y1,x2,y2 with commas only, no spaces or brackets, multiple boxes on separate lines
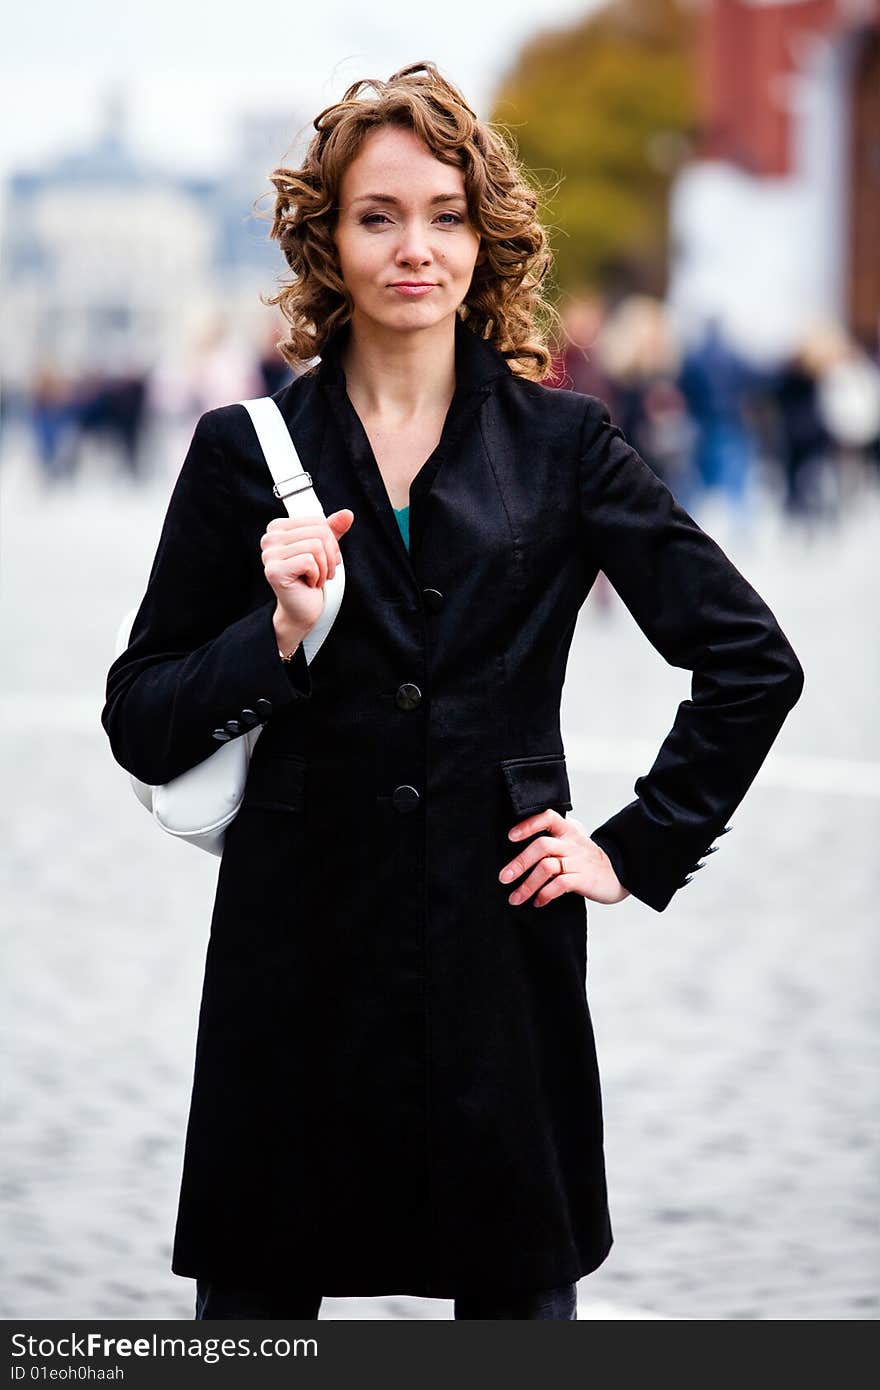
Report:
258,61,559,382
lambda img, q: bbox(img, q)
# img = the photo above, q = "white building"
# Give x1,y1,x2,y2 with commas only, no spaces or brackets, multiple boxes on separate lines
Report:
1,88,301,392
667,0,880,366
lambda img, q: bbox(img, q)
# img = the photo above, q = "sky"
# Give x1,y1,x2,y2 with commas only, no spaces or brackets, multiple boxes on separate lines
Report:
0,0,602,184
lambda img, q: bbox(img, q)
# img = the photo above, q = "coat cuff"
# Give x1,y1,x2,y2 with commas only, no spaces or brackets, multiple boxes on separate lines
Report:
103,597,314,789
221,598,313,710
590,804,730,914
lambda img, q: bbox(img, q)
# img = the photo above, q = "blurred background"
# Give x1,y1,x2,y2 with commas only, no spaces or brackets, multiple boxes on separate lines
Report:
2,0,878,1321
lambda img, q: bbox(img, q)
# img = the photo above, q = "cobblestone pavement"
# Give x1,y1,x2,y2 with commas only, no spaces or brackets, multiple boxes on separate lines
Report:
2,432,878,1320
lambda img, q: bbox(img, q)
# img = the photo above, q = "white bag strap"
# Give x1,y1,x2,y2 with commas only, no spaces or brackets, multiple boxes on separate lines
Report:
237,396,345,666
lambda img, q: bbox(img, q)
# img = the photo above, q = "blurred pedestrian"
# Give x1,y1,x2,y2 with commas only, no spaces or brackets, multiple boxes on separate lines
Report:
815,329,880,503
771,321,875,522
257,321,297,396
678,315,760,523
71,369,150,481
596,294,694,498
179,310,264,415
29,362,77,485
545,291,618,409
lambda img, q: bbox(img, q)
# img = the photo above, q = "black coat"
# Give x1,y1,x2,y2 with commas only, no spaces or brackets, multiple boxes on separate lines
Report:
101,315,804,1298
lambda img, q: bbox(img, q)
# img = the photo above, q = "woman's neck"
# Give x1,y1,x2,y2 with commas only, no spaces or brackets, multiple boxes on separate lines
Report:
339,314,457,424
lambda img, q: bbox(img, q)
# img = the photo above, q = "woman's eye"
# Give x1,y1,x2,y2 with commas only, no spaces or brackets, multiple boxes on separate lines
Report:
360,212,464,227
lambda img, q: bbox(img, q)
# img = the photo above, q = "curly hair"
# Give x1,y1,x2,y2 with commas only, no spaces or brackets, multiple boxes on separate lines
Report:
257,61,560,381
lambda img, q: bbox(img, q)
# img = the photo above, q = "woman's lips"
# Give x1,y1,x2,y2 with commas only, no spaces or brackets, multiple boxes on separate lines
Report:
389,284,436,297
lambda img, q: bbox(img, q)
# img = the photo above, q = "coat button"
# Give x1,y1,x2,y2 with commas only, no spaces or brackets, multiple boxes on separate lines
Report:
212,728,233,742
239,708,260,728
254,698,273,719
422,588,444,612
392,784,421,813
224,719,243,736
395,682,422,711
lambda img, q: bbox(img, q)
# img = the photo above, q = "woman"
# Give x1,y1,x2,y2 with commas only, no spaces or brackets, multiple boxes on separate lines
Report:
101,63,804,1321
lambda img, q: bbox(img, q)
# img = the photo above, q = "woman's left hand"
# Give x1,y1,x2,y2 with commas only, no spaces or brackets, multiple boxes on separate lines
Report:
499,809,630,908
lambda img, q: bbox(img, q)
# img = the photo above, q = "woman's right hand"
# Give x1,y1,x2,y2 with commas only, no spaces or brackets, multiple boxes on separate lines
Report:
260,509,355,641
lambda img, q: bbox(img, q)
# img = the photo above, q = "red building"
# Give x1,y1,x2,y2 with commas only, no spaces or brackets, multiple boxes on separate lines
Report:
669,0,879,359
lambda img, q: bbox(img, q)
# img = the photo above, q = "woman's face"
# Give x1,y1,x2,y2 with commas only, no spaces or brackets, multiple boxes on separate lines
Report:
333,124,484,339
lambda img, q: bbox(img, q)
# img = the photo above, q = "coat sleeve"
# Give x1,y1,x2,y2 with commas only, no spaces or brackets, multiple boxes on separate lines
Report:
101,408,312,787
577,395,805,913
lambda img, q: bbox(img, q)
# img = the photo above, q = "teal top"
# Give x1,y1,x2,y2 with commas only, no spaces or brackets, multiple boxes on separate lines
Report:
392,504,410,552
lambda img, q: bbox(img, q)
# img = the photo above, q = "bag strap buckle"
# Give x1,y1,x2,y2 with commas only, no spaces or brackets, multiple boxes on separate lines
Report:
272,472,313,500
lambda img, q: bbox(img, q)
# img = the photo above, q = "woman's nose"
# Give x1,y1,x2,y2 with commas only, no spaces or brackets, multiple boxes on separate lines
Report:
395,225,432,267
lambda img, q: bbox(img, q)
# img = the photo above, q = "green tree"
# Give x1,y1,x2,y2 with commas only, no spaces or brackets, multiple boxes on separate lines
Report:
490,0,699,297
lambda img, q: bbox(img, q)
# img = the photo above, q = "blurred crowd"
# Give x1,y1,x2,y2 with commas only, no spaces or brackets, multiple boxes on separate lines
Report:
545,293,880,528
10,296,880,535
13,312,297,490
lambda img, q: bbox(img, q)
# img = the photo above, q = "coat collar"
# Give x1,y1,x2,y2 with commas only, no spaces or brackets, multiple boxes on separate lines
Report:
315,315,513,585
315,311,514,397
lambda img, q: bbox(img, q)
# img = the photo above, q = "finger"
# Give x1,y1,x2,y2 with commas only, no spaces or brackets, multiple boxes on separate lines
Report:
533,872,571,908
263,526,342,572
265,552,320,588
262,524,333,575
265,535,330,585
508,807,565,841
263,536,327,556
507,854,565,906
320,520,343,568
323,531,339,579
327,509,355,538
264,514,347,553
269,535,342,574
264,551,317,588
299,554,321,588
499,833,565,885
265,514,328,539
307,537,328,586
262,522,341,567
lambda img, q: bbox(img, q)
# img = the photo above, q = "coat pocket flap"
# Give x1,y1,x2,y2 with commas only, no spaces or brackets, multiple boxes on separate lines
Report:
241,752,307,812
500,753,573,817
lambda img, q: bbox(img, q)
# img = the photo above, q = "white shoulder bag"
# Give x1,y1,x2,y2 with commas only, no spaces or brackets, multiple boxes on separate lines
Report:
113,397,344,857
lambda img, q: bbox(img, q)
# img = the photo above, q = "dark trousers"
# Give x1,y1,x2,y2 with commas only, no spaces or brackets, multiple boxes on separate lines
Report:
195,1277,578,1320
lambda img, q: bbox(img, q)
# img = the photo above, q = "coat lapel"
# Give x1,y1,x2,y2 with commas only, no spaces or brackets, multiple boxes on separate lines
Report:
316,315,513,584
